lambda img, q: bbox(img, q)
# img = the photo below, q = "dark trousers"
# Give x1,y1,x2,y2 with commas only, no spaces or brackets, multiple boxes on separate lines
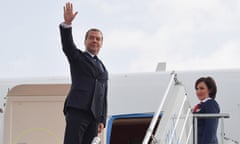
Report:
64,108,98,144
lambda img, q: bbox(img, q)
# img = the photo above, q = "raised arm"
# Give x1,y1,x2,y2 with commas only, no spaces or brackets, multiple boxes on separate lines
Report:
60,3,80,62
63,2,78,25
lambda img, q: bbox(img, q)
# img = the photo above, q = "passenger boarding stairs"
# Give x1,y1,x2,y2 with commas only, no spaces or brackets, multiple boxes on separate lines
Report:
142,72,233,144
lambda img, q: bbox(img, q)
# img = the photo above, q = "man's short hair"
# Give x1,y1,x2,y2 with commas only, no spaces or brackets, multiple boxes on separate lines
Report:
84,28,103,40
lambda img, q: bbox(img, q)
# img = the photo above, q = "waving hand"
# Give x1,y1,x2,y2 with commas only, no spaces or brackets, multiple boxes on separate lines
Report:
63,2,78,25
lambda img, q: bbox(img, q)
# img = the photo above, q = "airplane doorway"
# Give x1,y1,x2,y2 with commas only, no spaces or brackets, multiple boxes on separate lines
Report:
107,113,161,144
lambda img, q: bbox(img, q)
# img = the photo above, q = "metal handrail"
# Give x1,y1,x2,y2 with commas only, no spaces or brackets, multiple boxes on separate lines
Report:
193,113,230,118
168,96,187,144
193,113,230,144
142,71,177,144
178,108,192,144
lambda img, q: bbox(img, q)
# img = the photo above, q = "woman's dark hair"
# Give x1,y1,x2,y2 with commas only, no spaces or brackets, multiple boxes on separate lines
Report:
195,76,217,99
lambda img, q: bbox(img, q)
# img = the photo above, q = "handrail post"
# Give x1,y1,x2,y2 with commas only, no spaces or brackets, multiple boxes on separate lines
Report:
220,117,224,144
194,117,198,144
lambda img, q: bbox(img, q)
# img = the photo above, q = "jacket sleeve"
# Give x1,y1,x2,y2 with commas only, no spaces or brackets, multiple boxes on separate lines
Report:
59,24,82,62
100,82,108,127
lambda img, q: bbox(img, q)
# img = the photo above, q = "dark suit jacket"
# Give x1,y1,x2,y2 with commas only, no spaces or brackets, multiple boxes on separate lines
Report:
195,99,220,144
59,25,108,126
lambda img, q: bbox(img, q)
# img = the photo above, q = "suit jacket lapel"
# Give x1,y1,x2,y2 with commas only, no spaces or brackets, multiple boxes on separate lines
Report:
83,52,106,76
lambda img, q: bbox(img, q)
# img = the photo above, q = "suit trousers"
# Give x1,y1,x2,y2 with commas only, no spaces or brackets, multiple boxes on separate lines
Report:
64,108,98,144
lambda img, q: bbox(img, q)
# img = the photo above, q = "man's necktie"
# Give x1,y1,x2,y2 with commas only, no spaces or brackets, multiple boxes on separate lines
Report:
93,56,104,72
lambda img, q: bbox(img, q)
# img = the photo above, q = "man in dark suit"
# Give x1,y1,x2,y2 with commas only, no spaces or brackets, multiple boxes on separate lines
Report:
59,2,108,144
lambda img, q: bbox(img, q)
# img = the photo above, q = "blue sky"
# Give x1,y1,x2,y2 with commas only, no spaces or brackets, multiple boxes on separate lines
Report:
0,0,240,79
